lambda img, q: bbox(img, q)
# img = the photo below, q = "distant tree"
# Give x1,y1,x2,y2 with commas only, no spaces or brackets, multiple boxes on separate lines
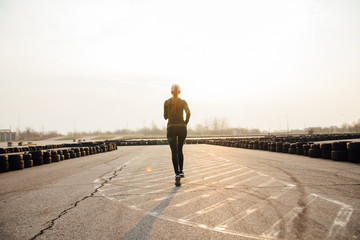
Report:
308,128,314,135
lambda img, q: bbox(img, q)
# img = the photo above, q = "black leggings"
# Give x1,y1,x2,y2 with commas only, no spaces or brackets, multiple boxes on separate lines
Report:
167,126,187,175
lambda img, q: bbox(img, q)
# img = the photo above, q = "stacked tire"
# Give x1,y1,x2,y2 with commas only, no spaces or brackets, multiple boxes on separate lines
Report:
331,142,348,161
31,150,44,166
296,142,304,155
320,143,332,159
63,149,70,160
43,152,52,164
0,155,9,172
348,142,360,163
263,142,269,150
51,151,60,162
23,153,33,168
0,148,7,154
303,144,311,156
309,144,321,158
283,143,290,153
8,154,24,170
57,150,65,161
289,144,296,154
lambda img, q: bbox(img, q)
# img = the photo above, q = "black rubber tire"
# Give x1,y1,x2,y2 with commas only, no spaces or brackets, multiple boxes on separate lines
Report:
31,150,44,158
32,152,43,166
331,151,348,161
24,159,33,168
64,153,70,159
43,157,52,164
23,153,32,161
302,144,310,150
270,142,276,152
62,149,69,154
52,155,60,162
321,150,331,159
289,148,296,154
282,143,290,153
332,142,348,151
0,148,7,154
262,142,268,150
9,160,24,170
304,149,309,156
70,152,76,158
275,142,283,152
309,149,321,158
8,154,23,161
72,148,80,153
0,155,9,163
347,142,360,152
348,151,360,163
0,161,9,172
311,144,320,150
76,152,81,157
60,155,64,161
320,143,332,150
296,148,304,155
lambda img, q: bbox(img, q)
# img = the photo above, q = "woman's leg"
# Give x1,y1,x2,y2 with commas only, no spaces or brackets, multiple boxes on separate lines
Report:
167,126,180,175
177,126,187,172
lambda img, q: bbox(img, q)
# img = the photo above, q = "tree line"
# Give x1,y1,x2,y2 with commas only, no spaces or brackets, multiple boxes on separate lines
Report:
12,117,360,141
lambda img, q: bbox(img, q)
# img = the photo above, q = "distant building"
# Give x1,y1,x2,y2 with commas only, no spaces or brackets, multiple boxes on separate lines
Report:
0,129,16,142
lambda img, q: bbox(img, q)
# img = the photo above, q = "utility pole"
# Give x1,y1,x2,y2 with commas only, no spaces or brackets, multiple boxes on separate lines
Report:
286,115,289,133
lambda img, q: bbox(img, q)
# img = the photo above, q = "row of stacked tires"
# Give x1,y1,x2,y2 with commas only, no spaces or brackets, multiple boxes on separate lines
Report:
0,144,65,154
112,134,360,147
206,138,360,163
115,139,206,146
0,143,117,173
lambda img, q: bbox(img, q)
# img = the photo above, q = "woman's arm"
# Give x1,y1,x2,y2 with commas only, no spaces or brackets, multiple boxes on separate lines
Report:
184,101,191,124
164,101,168,120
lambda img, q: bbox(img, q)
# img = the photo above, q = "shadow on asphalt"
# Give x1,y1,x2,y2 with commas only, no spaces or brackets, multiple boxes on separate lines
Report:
119,186,181,240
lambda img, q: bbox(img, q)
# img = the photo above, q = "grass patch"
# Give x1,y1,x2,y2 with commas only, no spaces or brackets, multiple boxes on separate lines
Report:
91,136,115,140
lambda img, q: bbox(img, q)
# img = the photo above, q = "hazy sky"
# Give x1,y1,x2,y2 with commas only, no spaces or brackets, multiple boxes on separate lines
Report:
1,0,359,134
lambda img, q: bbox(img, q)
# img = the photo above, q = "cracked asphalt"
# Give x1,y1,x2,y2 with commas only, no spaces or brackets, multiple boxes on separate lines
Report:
0,144,359,240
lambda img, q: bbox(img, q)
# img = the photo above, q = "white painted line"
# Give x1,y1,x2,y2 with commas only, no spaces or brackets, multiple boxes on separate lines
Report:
218,169,252,183
119,163,234,195
142,206,270,240
113,162,232,183
328,206,353,238
175,174,261,208
203,167,247,180
262,194,318,238
316,195,352,208
217,180,294,229
188,165,245,184
226,175,260,188
182,179,275,221
154,186,207,202
112,160,212,180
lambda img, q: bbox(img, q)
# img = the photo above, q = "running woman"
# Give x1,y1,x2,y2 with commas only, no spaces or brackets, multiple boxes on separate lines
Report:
164,84,191,186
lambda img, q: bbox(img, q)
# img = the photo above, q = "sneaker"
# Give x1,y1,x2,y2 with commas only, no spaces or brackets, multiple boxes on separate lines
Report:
179,172,185,178
175,175,181,186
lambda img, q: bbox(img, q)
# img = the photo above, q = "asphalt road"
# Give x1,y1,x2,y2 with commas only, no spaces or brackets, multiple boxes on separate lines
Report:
0,144,359,240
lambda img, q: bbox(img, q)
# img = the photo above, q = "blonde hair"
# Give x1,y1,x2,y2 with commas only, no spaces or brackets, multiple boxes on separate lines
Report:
171,84,181,112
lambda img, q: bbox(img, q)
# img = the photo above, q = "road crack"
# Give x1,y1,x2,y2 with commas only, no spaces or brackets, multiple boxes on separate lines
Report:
29,165,126,240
